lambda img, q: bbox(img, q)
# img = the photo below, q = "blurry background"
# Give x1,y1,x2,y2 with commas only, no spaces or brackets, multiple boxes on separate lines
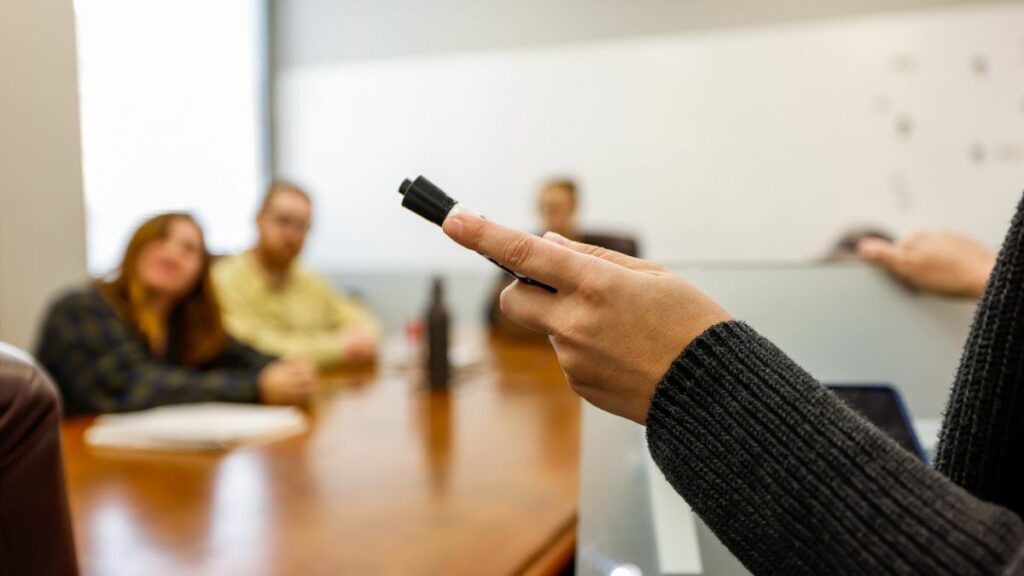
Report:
2,0,1024,346
274,0,1024,271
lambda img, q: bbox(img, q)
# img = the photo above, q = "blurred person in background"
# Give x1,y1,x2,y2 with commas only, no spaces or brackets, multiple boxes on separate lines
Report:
488,178,639,338
36,213,318,416
213,181,380,368
859,230,996,298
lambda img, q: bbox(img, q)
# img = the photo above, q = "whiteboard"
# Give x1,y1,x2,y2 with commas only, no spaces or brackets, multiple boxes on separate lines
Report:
277,3,1024,272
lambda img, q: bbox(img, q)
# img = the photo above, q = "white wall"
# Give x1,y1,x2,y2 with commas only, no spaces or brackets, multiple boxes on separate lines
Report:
276,3,1024,272
0,0,88,351
273,0,997,66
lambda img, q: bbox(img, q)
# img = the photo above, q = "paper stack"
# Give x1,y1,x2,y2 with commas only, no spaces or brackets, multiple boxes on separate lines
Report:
85,403,308,452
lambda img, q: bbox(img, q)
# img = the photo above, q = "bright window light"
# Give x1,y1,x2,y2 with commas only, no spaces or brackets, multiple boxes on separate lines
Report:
75,0,267,275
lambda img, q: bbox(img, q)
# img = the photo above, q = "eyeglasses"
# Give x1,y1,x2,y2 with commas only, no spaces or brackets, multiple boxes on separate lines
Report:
268,212,311,232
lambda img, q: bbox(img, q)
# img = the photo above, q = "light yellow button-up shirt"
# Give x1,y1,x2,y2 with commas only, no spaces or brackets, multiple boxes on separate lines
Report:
212,252,380,368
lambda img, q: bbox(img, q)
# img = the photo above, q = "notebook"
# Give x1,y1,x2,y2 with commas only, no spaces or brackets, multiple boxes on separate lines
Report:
827,384,927,462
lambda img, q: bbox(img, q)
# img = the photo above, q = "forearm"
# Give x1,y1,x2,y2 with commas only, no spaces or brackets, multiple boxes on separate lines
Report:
334,296,380,334
647,321,1024,575
935,192,1024,514
78,349,261,413
223,306,353,368
218,337,277,369
235,327,345,368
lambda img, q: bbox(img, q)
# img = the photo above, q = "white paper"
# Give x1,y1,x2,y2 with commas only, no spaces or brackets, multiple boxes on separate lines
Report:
85,403,308,452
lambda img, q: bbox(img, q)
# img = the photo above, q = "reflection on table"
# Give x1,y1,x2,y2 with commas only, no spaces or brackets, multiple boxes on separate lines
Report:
63,334,579,576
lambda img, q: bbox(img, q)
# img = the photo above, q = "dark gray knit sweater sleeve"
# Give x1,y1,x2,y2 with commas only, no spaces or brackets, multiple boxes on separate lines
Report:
935,193,1024,515
646,321,1024,575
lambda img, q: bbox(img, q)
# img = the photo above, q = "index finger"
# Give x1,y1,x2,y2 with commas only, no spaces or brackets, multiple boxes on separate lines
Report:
442,214,599,290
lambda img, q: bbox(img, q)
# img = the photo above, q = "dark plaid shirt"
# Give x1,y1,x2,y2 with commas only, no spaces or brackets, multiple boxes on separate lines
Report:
36,287,274,416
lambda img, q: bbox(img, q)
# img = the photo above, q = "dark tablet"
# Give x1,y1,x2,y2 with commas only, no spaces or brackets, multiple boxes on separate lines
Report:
827,384,928,463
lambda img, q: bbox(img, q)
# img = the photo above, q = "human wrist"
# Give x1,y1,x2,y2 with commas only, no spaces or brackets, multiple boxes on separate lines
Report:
640,317,734,424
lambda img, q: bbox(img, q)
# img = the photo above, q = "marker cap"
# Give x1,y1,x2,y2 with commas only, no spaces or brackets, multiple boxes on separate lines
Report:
398,176,457,226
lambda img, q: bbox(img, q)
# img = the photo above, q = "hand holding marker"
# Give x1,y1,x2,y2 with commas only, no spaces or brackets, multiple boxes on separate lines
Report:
398,176,558,293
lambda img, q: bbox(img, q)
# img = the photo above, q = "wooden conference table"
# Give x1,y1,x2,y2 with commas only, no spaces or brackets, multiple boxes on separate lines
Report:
61,335,580,576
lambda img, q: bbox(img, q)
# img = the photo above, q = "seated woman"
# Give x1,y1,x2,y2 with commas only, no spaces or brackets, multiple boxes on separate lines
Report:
37,213,318,416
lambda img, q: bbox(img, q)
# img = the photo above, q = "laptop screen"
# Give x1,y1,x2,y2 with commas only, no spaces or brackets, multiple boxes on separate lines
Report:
828,384,926,462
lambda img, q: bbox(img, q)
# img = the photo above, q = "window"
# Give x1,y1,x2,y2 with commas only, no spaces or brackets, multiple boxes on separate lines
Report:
75,0,268,274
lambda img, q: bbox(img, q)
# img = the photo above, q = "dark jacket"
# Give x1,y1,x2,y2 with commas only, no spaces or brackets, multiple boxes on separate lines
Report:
36,286,273,416
647,194,1024,574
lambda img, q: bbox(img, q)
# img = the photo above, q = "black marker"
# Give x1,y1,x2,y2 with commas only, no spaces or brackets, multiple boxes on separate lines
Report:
398,176,558,294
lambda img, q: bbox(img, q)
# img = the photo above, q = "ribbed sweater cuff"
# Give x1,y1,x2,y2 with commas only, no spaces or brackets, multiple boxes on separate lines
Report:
646,321,1024,575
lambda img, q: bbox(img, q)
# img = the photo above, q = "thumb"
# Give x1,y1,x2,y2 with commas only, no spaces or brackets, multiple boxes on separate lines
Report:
543,232,659,272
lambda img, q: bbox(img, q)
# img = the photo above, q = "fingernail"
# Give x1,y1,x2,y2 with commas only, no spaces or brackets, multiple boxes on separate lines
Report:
543,231,570,246
443,216,463,239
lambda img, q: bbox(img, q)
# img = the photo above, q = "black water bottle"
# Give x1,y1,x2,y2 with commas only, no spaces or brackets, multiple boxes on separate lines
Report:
425,277,450,389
